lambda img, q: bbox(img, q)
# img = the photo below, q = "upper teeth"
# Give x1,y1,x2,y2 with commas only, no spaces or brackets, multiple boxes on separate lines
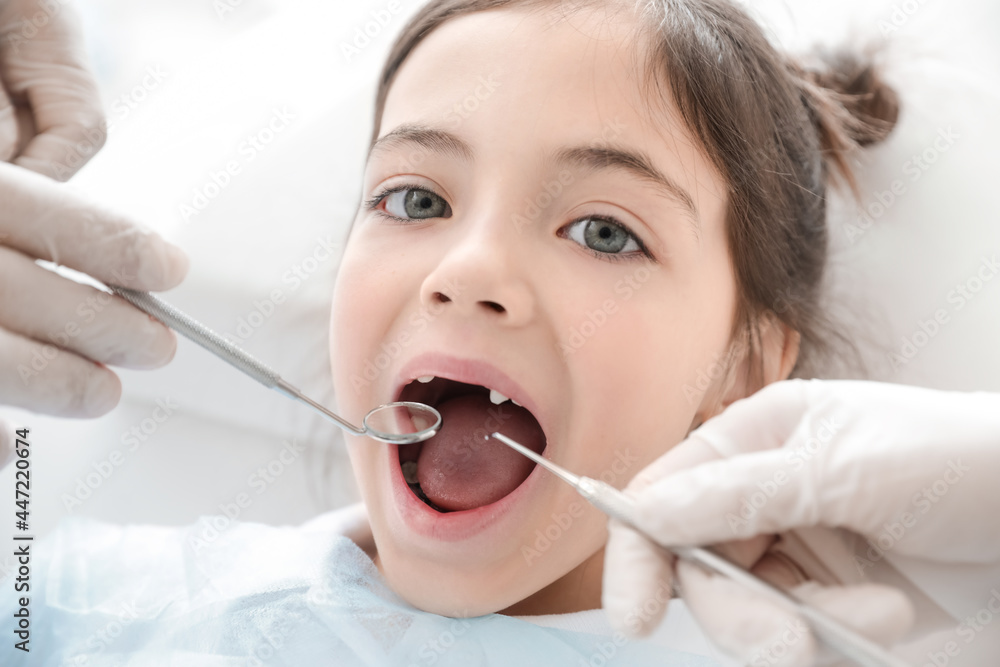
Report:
412,377,523,407
490,389,510,405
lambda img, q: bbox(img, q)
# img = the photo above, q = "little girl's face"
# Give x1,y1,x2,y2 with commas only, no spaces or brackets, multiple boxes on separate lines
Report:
331,5,734,616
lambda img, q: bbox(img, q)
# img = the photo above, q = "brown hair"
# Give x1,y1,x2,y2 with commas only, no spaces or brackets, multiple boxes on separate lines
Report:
370,0,900,379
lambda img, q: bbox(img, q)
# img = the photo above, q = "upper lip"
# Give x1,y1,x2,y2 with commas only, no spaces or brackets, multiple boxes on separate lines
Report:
394,352,550,446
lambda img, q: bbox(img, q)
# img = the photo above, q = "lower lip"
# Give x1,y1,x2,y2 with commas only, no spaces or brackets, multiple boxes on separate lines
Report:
387,446,544,542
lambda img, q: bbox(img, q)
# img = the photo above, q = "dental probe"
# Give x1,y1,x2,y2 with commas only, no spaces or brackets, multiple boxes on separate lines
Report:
108,286,441,445
490,432,910,667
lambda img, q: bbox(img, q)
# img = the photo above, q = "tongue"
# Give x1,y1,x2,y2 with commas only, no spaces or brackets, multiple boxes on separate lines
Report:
417,393,545,512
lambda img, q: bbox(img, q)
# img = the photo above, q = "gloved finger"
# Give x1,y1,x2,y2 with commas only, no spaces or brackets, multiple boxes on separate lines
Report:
0,84,16,161
602,520,676,638
791,581,914,664
625,428,729,493
630,448,822,545
0,246,178,368
0,1,106,180
602,523,775,637
607,421,774,638
683,378,813,460
623,382,807,497
0,162,189,291
0,416,16,469
0,325,121,417
677,560,915,667
619,380,814,547
677,559,819,667
626,431,773,565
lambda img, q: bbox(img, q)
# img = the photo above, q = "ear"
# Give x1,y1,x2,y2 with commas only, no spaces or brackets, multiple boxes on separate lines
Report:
754,313,801,390
692,314,801,428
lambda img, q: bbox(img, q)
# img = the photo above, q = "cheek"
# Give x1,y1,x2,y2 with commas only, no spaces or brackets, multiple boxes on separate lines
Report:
559,272,736,482
330,237,399,413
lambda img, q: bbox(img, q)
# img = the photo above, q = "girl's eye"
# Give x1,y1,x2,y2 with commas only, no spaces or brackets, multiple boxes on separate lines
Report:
563,217,643,257
382,188,451,220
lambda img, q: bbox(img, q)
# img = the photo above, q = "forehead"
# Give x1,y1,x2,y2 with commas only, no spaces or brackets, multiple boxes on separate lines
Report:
379,4,726,213
384,5,656,134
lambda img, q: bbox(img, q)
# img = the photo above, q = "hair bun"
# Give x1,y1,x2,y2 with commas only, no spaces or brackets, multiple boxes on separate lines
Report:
806,49,900,146
791,48,901,191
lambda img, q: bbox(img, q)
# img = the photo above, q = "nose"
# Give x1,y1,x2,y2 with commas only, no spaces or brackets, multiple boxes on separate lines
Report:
418,219,536,327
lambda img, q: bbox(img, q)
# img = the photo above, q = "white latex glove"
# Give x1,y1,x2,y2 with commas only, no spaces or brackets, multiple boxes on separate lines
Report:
0,0,189,466
0,0,106,178
603,379,1000,666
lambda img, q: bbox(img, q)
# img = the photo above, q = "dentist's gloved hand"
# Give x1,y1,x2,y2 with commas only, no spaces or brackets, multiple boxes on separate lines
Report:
603,379,1000,666
0,3,189,466
0,0,106,177
0,162,189,435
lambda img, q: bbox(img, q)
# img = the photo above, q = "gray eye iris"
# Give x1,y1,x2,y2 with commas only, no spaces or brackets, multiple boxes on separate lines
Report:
583,219,629,253
404,190,447,219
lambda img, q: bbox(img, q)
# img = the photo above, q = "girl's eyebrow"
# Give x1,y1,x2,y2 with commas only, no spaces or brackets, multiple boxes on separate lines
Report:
370,123,700,228
370,123,476,162
554,146,700,226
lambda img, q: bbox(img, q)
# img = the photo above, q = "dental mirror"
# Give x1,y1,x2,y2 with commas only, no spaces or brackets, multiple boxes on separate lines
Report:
109,286,442,445
360,401,442,444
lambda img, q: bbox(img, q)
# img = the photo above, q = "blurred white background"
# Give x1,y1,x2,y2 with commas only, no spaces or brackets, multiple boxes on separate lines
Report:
0,5,996,656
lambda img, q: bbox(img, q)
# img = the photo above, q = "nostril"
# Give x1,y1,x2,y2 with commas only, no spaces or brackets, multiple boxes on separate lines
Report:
433,292,452,304
482,301,506,314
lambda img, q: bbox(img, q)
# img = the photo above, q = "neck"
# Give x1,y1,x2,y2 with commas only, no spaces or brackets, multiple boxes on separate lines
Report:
499,548,605,617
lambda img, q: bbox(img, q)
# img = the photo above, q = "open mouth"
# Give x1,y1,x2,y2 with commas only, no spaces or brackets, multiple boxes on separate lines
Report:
396,376,547,513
